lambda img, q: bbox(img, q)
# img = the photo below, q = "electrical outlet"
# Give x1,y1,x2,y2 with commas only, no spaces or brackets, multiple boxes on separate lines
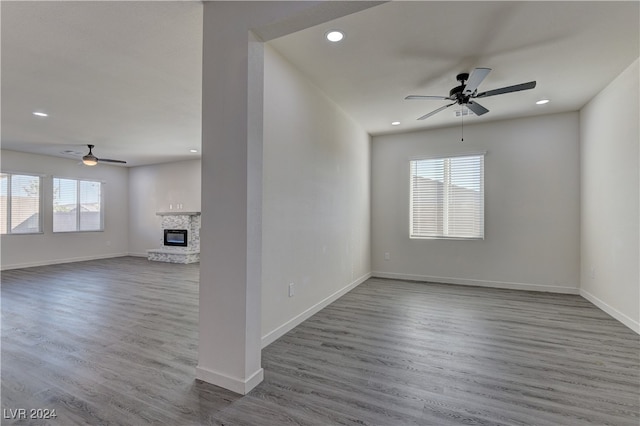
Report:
384,252,390,261
288,283,295,297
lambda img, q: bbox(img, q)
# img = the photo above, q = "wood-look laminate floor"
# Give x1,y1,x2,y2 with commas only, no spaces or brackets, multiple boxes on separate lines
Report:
1,256,638,425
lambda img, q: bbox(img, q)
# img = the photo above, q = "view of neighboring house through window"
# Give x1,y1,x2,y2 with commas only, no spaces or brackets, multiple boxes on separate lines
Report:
0,173,43,234
410,154,485,240
53,178,103,232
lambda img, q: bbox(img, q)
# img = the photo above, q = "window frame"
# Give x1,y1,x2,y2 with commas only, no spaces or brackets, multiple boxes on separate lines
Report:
0,172,44,235
409,152,485,241
52,176,105,233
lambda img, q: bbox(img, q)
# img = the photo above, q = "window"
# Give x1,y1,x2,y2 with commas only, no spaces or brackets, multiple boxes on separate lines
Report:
410,154,484,239
53,178,104,232
0,173,43,234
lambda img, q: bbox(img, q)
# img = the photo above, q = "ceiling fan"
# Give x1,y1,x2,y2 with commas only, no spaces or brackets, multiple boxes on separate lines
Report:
82,144,126,166
406,68,536,120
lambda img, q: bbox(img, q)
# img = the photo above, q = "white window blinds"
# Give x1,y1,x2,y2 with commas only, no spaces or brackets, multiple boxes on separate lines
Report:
410,154,484,239
53,178,103,232
0,173,42,234
79,180,102,231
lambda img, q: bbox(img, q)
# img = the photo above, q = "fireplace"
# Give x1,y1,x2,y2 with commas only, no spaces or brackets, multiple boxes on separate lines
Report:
148,212,200,264
164,229,188,247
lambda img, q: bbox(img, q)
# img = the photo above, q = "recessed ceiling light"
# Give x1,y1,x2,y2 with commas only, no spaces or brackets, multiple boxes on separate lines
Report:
391,121,401,126
189,149,198,153
325,30,344,42
33,111,48,117
536,99,550,105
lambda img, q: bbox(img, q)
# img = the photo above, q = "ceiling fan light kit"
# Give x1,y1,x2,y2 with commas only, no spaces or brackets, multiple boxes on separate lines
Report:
455,108,474,117
82,156,98,166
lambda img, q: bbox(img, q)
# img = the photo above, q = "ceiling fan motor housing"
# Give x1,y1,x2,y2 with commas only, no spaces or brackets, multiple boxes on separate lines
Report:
449,85,471,105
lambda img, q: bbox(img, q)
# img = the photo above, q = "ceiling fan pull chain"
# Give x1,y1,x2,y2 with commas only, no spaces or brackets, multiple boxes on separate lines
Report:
461,106,464,142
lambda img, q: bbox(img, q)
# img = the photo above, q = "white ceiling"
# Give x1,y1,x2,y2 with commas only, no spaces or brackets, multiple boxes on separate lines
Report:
269,1,639,136
1,1,203,167
1,1,638,167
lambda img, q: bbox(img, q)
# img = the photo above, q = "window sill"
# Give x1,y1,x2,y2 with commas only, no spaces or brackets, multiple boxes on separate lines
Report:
410,236,484,241
52,230,105,234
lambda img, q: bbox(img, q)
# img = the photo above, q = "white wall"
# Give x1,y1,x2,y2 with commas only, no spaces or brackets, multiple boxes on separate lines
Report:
580,59,639,332
261,45,371,345
371,112,580,293
128,159,201,255
1,149,129,269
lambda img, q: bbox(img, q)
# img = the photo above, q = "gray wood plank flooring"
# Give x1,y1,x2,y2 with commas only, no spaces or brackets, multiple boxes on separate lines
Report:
1,256,638,425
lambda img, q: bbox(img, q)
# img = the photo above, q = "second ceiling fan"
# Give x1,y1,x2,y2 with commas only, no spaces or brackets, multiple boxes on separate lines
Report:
82,144,127,166
405,68,536,120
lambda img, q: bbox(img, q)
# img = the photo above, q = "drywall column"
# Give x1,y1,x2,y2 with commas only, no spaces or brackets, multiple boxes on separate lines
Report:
197,3,264,396
198,1,381,395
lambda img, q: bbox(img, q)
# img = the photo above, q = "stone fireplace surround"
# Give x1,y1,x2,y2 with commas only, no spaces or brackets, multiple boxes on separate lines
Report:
147,212,200,264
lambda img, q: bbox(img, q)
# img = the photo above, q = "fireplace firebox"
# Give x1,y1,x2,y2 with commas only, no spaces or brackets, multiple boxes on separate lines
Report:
164,229,188,247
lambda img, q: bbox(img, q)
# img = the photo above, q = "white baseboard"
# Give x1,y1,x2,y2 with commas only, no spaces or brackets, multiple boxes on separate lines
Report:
0,253,129,271
127,252,149,258
195,365,264,395
261,272,371,348
371,271,580,295
580,289,639,334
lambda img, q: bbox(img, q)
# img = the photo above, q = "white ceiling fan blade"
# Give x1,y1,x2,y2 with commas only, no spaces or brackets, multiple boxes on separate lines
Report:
405,95,450,100
463,68,492,95
417,102,456,120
